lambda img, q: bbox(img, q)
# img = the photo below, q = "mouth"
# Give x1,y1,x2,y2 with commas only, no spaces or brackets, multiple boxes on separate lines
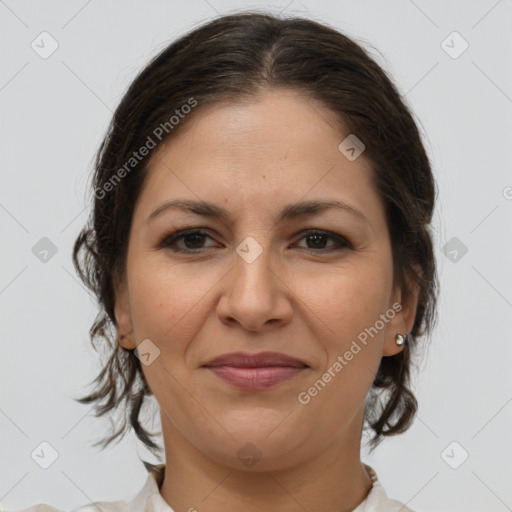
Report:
202,351,309,390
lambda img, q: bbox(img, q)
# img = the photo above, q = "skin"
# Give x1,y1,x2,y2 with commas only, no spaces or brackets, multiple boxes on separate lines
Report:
115,88,419,512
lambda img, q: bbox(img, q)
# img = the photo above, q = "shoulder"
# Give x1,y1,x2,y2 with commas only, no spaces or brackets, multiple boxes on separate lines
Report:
355,464,418,512
0,503,126,512
0,500,129,512
0,465,167,512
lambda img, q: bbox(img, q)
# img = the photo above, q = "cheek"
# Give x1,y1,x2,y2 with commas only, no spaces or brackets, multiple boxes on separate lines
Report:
126,255,217,347
300,261,393,346
316,265,392,395
294,268,391,430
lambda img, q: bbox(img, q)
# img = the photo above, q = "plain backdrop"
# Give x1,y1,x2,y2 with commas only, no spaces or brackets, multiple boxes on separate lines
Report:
1,1,511,511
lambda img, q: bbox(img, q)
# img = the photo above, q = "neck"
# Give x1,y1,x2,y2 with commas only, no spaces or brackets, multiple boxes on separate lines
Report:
158,412,373,512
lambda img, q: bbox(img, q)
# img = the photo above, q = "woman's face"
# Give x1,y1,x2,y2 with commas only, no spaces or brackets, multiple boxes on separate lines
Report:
115,88,418,471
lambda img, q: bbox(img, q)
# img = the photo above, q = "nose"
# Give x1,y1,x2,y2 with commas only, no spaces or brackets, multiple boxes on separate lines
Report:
216,242,293,332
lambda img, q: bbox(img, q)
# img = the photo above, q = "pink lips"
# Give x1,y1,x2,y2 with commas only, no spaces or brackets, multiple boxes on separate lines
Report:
202,351,308,390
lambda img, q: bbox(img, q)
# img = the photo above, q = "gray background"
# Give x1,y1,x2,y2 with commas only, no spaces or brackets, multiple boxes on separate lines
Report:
1,0,511,511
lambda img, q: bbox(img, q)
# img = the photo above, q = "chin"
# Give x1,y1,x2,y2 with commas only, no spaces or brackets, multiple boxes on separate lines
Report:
197,427,310,472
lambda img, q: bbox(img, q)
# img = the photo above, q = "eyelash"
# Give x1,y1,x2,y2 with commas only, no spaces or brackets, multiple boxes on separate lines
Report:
159,228,352,254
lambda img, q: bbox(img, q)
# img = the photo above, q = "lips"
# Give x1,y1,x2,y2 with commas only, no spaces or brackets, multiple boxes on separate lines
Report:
202,351,309,390
203,351,309,369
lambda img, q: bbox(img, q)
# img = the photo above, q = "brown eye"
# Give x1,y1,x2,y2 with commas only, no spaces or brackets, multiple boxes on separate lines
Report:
295,230,352,252
160,228,352,254
161,229,215,252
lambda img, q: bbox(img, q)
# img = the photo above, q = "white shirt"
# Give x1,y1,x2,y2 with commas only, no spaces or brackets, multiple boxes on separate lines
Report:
4,463,415,512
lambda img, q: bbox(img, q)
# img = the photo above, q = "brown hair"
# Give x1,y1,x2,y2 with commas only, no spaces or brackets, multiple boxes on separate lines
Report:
72,10,439,468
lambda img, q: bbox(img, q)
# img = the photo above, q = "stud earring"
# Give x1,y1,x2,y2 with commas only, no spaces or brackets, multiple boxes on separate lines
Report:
395,333,407,346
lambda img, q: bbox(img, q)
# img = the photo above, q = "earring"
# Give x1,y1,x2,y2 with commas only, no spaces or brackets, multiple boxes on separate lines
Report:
395,333,407,346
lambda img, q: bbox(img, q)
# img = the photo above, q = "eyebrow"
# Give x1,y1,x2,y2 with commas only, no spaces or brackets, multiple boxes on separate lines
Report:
148,198,369,225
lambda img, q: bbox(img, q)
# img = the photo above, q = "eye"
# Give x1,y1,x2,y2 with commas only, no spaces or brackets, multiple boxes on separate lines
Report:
160,229,352,254
160,229,216,253
294,230,352,252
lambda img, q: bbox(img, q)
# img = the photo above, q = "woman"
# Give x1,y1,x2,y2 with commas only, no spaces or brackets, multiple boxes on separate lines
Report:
11,10,438,512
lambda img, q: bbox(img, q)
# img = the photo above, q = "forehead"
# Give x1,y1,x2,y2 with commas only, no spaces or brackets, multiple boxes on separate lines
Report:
152,89,350,165
137,88,383,226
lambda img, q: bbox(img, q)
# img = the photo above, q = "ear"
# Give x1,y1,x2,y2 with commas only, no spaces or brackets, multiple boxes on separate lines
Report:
382,276,420,357
114,275,136,350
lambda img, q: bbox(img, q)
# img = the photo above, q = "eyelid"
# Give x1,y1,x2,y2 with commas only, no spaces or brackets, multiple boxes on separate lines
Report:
159,227,353,253
159,228,217,250
293,229,352,250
